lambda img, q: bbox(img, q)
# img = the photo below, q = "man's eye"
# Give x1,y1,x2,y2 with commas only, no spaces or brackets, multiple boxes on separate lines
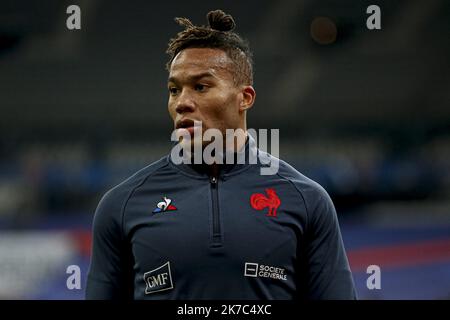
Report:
195,84,206,92
169,87,179,95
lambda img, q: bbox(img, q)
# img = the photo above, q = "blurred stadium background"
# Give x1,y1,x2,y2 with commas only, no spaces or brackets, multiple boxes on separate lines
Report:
0,0,449,299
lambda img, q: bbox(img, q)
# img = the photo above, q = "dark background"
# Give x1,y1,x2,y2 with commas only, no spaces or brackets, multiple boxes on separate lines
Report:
0,0,449,299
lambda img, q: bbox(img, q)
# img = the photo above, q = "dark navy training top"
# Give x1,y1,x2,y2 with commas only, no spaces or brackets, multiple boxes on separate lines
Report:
86,137,357,299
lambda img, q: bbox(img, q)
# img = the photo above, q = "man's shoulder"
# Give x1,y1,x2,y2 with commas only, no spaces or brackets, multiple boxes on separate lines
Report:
99,156,170,206
273,157,335,221
264,154,329,201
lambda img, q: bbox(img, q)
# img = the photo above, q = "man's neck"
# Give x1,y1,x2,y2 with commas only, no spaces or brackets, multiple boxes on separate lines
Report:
188,132,250,177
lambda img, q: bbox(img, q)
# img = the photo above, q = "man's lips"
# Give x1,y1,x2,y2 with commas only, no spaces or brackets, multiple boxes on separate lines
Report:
180,126,195,135
176,119,201,135
176,118,195,129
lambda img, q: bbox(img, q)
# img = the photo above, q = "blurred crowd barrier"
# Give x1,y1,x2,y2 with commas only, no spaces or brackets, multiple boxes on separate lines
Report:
0,218,449,299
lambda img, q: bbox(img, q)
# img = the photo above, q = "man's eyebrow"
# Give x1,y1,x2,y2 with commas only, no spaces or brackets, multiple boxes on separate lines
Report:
167,72,216,83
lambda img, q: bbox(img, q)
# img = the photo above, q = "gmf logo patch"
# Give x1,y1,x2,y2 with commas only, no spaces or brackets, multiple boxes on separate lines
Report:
143,261,174,294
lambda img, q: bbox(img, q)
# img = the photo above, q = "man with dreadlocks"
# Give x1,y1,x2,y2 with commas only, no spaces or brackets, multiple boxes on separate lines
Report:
86,10,356,300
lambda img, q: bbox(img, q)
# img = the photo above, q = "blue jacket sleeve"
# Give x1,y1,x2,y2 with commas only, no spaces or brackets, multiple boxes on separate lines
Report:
302,184,357,299
85,188,133,299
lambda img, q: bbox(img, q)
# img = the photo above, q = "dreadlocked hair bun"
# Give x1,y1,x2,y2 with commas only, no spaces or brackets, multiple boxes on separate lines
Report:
207,10,235,32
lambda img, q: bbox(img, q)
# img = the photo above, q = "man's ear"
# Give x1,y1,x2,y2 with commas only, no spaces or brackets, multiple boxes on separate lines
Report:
239,86,256,112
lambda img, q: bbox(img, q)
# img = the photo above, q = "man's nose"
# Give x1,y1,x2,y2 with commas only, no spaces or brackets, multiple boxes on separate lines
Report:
175,90,195,114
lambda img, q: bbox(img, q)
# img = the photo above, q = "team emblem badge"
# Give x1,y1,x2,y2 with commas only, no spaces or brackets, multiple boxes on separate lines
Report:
250,189,281,217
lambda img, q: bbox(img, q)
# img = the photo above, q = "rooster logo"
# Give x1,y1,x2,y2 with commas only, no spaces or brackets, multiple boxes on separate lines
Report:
152,197,177,213
250,188,281,217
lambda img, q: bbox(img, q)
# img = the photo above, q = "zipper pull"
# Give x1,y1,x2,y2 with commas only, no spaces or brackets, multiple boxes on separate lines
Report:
210,176,217,184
